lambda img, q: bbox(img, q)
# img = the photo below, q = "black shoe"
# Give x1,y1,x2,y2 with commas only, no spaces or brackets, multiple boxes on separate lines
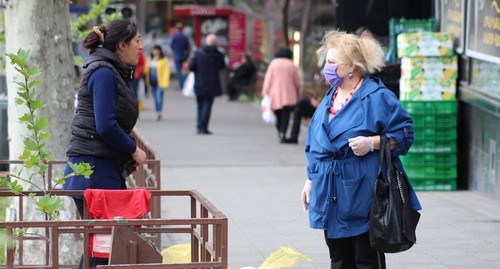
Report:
281,138,298,144
197,130,213,135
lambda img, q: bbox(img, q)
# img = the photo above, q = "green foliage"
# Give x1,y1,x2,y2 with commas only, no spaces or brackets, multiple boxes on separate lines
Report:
70,0,122,43
0,49,94,220
70,0,122,65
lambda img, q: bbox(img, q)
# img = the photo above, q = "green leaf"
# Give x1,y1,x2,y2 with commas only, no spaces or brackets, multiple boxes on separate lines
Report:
14,98,25,105
74,56,84,65
68,162,94,178
23,138,38,151
38,132,53,141
19,113,33,123
24,156,37,169
17,91,29,100
6,53,26,69
26,66,41,78
14,81,27,90
33,116,50,131
0,176,9,187
18,149,31,160
28,99,45,110
9,180,24,195
35,195,63,216
54,177,66,186
28,80,44,89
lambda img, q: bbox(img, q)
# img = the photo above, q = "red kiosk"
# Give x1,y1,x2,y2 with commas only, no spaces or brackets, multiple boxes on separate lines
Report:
173,6,246,68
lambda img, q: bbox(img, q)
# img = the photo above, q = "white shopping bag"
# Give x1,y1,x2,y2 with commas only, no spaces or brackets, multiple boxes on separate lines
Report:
182,72,195,97
261,95,276,124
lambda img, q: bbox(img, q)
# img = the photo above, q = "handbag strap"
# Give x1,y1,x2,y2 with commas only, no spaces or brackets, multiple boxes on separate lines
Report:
377,135,386,175
381,135,408,204
377,135,393,181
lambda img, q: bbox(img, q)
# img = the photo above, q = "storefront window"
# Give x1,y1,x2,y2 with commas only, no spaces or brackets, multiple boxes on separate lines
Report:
470,59,500,98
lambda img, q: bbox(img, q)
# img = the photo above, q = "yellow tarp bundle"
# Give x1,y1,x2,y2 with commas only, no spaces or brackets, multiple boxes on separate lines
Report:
161,244,312,268
258,247,312,269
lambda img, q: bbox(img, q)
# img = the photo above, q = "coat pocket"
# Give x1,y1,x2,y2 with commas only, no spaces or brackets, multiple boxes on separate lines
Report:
309,172,327,215
336,174,371,221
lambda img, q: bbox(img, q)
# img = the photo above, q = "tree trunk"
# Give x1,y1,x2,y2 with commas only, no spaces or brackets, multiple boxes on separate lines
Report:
5,0,74,164
5,0,78,265
299,0,312,72
282,0,290,48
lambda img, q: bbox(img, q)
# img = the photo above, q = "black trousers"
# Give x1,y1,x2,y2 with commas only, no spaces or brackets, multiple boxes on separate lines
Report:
289,97,316,140
324,231,386,269
275,105,295,140
196,95,215,132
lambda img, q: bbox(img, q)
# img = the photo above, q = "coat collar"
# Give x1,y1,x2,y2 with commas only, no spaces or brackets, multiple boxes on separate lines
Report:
312,76,386,151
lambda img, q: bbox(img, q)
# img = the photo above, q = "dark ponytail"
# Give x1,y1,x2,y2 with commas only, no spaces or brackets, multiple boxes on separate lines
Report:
83,19,138,52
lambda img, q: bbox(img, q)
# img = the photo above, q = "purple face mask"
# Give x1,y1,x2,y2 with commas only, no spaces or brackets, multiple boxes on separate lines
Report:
323,64,344,87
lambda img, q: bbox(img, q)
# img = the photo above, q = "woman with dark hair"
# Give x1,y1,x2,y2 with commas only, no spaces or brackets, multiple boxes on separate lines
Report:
62,19,146,267
144,45,170,121
261,47,301,143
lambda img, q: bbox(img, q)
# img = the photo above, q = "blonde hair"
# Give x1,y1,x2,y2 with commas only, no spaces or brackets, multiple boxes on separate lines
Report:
317,30,385,75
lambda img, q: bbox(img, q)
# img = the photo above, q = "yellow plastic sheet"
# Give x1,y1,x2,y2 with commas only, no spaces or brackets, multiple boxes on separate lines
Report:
258,247,312,269
161,244,312,269
161,243,191,263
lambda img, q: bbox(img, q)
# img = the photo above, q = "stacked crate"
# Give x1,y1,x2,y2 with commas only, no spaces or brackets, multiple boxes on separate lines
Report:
388,18,436,63
397,32,458,191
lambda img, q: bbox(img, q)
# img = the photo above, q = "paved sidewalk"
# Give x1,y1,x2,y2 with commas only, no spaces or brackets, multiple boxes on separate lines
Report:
135,87,500,269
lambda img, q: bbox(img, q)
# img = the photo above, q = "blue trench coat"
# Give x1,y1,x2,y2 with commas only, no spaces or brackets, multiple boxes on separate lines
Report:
305,76,422,239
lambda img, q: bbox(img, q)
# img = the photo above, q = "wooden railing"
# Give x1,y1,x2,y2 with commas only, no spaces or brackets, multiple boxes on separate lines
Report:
0,129,228,268
0,190,228,268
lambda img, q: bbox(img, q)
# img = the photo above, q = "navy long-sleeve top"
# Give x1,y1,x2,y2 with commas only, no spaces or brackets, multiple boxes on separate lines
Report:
63,67,136,194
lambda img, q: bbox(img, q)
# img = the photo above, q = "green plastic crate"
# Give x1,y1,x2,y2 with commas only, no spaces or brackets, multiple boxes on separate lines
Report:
410,177,457,191
411,113,457,128
409,139,457,153
388,18,436,63
401,100,457,114
406,164,457,179
401,152,457,167
414,127,457,141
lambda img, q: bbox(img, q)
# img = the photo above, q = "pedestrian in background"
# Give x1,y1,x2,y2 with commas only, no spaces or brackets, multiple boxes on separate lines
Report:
300,30,422,269
261,47,301,143
188,33,226,135
228,53,257,101
132,51,145,108
62,19,147,267
171,22,191,90
281,95,320,144
144,45,170,121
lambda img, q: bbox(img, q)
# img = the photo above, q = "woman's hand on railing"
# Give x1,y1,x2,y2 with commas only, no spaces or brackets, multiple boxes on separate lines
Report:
132,146,147,171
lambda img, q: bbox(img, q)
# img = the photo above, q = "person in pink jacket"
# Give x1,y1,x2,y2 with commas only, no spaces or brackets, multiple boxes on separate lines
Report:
261,47,301,143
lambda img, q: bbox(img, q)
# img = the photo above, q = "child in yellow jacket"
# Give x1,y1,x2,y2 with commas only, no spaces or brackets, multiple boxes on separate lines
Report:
144,45,170,121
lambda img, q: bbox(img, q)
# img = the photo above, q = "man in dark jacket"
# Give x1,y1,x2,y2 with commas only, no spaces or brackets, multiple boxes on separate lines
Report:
189,33,226,135
170,22,190,89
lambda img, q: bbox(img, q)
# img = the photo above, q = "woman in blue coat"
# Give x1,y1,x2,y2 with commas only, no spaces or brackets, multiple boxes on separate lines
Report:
300,30,422,268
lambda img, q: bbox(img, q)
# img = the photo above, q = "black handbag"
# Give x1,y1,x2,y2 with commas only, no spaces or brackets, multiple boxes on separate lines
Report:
369,135,421,253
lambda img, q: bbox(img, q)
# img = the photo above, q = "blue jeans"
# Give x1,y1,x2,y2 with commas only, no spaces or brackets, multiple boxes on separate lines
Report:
151,86,164,113
174,58,186,88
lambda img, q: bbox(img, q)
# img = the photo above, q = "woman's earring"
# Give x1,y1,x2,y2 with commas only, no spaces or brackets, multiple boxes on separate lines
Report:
349,72,353,79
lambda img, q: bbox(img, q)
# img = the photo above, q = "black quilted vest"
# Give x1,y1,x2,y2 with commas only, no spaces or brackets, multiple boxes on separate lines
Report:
66,48,138,176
